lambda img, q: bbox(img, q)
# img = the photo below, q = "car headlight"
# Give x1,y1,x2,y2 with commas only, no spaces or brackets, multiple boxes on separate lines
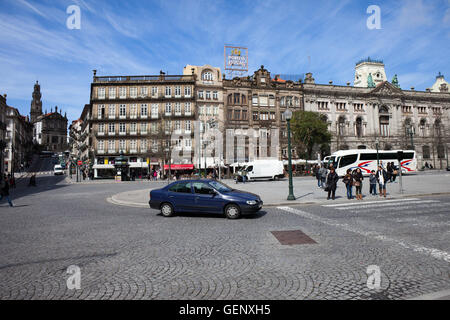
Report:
246,200,257,205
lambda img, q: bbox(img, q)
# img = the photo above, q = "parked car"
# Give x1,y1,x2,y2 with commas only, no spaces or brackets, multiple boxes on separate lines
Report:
53,164,64,175
149,179,263,219
238,159,284,181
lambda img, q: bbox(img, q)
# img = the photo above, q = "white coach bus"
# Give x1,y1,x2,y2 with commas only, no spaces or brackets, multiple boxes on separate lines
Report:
327,149,417,176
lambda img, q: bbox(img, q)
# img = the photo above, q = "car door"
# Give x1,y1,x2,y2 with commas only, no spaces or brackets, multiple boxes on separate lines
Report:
167,182,195,212
192,182,225,213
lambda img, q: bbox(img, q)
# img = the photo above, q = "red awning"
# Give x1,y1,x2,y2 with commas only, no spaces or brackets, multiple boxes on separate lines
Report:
163,164,194,170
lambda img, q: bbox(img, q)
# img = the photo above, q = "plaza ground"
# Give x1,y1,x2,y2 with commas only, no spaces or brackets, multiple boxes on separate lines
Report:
0,161,449,300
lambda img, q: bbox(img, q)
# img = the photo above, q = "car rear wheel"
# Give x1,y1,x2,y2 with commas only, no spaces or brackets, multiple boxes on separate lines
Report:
160,203,174,217
224,204,241,219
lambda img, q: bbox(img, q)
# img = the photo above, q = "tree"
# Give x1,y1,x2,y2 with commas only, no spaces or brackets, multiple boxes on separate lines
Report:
290,111,331,160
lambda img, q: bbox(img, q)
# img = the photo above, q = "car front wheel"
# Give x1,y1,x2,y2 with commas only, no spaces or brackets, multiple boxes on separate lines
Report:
160,203,174,217
225,204,241,219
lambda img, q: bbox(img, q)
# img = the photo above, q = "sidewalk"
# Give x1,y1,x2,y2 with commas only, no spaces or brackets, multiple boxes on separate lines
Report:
108,173,450,208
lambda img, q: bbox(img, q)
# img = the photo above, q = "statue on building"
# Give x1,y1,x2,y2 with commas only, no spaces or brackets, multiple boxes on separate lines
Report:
392,74,400,88
367,73,375,88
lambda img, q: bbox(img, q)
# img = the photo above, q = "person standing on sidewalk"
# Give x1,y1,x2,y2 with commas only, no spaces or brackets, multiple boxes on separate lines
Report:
0,174,14,207
353,168,364,200
319,165,328,189
387,162,393,182
369,170,378,196
342,169,354,199
376,165,388,198
313,165,321,188
326,168,339,200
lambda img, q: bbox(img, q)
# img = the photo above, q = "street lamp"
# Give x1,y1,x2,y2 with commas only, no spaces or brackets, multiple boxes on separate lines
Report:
284,109,295,201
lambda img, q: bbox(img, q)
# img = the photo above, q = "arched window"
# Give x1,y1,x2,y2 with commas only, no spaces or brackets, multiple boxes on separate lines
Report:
379,106,389,137
419,118,426,137
294,97,299,107
355,117,363,137
434,119,442,137
280,97,285,107
241,94,247,105
437,144,445,159
202,70,213,81
227,94,232,104
338,116,346,136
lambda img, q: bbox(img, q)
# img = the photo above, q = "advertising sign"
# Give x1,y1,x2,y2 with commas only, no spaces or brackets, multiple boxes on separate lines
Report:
224,45,248,72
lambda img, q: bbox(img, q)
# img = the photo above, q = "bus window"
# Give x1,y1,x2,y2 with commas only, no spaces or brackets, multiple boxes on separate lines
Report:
339,154,358,168
359,153,377,160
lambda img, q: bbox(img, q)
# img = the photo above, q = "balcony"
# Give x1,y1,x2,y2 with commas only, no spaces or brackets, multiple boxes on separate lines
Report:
108,149,116,154
119,131,126,136
108,131,116,136
93,75,195,83
151,114,158,119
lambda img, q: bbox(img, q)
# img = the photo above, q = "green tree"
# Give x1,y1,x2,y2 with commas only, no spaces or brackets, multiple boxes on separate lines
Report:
290,111,331,160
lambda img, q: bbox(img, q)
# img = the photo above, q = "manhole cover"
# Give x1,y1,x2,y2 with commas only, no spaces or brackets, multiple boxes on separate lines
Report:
271,230,317,245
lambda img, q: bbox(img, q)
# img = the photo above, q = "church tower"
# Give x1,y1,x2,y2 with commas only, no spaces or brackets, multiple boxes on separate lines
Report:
354,57,387,88
30,81,43,123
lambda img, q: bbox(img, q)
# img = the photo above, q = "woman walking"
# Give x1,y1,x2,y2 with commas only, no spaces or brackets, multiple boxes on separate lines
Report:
376,165,388,198
342,169,354,200
352,168,364,200
326,167,339,200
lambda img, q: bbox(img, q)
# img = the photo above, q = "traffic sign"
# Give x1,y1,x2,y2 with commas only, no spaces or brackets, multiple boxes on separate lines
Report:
77,160,82,166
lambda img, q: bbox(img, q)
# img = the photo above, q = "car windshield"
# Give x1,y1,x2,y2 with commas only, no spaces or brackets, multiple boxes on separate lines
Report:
208,181,233,193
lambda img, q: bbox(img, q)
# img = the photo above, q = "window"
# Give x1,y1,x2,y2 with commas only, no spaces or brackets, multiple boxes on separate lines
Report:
242,110,248,120
233,93,240,104
175,102,181,115
185,102,191,115
213,106,218,115
98,123,105,133
270,112,275,120
169,182,192,193
227,110,233,120
213,91,218,100
140,104,148,117
185,120,191,132
108,105,116,118
119,104,126,117
419,119,426,137
98,105,105,119
206,106,211,116
193,182,215,194
234,110,241,120
151,87,158,97
185,138,191,148
119,123,126,134
98,87,105,99
242,95,247,105
165,86,172,97
174,120,181,132
119,139,126,151
198,91,204,99
336,102,346,110
165,103,172,115
151,122,158,134
174,86,181,97
379,107,389,137
130,140,137,151
280,97,285,107
259,112,269,120
206,91,211,100
98,140,104,150
355,117,363,137
130,104,137,118
109,87,116,99
141,139,147,151
253,111,258,121
338,116,346,136
119,87,126,99
422,145,431,159
108,140,115,151
202,71,213,81
108,123,115,134
184,86,191,97
199,106,204,116
150,104,158,119
227,94,232,104
260,95,268,106
130,123,137,133
140,87,148,97
359,153,378,161
318,101,329,110
130,87,137,98
269,95,275,107
339,154,357,168
140,123,147,133
252,94,258,106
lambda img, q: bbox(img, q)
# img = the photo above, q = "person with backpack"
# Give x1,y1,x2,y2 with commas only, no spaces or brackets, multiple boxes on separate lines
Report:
352,168,364,200
326,167,339,200
342,169,354,200
0,174,14,207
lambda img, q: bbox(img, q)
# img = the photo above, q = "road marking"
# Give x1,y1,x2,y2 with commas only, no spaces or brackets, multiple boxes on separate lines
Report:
333,200,440,210
323,198,420,207
277,206,450,263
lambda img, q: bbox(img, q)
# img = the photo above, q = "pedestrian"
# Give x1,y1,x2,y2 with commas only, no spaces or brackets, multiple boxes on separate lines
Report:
376,165,388,198
0,175,14,207
425,162,429,169
28,174,37,187
369,170,378,196
313,165,321,188
342,169,354,200
353,168,364,200
391,162,398,182
430,163,433,169
154,170,158,181
325,167,339,200
241,169,247,184
7,174,16,189
387,162,393,182
319,165,327,188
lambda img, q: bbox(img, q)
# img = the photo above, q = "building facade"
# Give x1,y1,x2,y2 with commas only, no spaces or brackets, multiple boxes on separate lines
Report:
0,94,7,174
30,81,68,152
89,70,196,178
303,60,450,168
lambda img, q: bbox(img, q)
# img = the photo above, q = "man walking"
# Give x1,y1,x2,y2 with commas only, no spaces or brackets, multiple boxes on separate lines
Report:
0,174,14,207
319,165,327,189
313,165,321,188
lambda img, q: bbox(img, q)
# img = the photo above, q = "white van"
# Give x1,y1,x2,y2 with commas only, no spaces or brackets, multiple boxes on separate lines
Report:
242,160,284,181
53,164,64,175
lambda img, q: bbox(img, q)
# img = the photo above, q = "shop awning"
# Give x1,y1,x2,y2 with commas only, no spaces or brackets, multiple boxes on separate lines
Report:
164,164,194,170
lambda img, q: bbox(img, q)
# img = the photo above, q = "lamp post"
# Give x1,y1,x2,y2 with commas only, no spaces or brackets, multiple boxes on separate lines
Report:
284,109,295,201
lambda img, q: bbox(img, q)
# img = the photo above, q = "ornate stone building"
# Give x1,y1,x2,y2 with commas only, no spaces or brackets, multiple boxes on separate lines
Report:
0,94,8,174
223,65,303,162
30,81,68,152
303,60,450,169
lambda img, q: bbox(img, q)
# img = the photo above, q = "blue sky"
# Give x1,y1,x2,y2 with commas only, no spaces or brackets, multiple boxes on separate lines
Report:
1,0,449,124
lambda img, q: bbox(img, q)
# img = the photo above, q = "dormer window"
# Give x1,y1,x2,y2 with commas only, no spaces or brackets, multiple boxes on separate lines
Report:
202,71,213,81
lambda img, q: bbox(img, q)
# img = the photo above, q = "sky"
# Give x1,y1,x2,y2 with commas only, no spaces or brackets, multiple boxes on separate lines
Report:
0,0,449,125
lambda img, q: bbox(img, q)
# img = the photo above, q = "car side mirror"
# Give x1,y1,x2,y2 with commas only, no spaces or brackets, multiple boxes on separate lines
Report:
209,189,217,195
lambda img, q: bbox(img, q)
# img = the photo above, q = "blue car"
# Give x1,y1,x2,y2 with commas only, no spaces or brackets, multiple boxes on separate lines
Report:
149,179,263,219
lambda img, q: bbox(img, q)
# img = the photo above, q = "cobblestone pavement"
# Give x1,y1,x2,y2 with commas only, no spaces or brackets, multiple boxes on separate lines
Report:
0,173,449,300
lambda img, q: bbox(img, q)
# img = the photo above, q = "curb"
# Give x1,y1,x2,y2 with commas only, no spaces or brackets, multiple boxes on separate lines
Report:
107,191,450,209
